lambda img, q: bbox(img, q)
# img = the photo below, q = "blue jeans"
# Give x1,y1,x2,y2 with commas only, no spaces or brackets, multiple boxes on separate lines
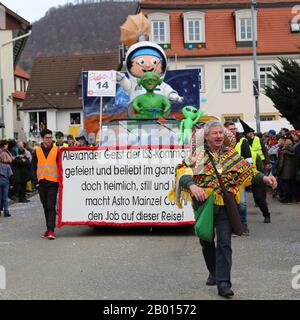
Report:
238,188,247,225
0,177,10,213
199,205,232,288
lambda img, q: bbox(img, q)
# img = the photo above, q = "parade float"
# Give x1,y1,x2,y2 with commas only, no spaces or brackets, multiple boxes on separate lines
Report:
58,13,210,228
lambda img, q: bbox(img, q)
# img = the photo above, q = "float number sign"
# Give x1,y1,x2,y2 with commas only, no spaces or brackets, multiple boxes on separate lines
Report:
87,70,116,97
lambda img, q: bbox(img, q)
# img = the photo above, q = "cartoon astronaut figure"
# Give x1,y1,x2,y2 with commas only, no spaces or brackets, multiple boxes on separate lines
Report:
117,41,184,104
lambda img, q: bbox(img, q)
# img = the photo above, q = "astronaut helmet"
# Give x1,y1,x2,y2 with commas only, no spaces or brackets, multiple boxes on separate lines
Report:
125,41,168,79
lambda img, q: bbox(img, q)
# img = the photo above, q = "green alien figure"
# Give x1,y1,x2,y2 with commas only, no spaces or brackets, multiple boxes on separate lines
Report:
179,106,204,144
132,71,171,118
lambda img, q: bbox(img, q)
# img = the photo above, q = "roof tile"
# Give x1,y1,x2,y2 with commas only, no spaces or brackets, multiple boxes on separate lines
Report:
21,52,120,110
141,0,298,5
144,6,300,57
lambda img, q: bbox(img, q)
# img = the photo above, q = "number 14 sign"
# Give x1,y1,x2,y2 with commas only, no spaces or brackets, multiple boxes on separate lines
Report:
87,70,116,97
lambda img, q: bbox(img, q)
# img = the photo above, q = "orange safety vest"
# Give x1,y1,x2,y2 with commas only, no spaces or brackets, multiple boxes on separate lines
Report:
36,145,59,183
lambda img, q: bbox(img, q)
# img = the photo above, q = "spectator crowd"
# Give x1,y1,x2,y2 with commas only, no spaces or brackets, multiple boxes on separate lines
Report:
0,125,299,240
0,131,90,218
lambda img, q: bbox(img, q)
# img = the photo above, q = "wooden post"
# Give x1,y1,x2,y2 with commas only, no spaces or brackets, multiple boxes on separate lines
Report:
98,96,103,145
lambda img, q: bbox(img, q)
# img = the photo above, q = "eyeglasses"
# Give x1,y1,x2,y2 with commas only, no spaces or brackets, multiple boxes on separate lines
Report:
134,60,162,68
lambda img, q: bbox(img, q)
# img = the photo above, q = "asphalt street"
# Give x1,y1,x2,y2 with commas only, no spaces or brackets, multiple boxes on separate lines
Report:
0,192,299,300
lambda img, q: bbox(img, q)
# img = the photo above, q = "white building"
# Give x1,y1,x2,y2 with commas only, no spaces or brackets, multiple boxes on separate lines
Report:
13,66,30,140
21,53,121,140
139,0,300,128
0,2,31,139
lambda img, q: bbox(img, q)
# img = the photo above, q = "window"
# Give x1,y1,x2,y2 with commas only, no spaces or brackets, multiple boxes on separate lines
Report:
148,13,170,45
70,112,81,125
222,114,243,123
240,18,252,40
235,10,257,43
153,21,166,43
290,21,300,33
188,20,201,42
16,104,21,121
260,114,277,121
29,113,38,133
17,109,21,121
259,65,273,90
222,66,239,92
29,111,47,133
183,12,206,48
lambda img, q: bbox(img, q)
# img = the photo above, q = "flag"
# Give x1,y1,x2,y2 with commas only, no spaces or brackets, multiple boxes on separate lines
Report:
194,190,214,242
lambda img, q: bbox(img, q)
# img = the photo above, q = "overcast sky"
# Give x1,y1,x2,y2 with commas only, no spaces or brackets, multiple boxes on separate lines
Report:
1,0,70,23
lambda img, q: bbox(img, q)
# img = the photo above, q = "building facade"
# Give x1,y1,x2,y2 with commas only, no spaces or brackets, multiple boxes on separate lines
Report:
12,66,30,141
138,0,300,127
21,53,121,141
0,2,31,139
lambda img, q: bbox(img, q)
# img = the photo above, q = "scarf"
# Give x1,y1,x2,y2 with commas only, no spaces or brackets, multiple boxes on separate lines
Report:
168,144,257,208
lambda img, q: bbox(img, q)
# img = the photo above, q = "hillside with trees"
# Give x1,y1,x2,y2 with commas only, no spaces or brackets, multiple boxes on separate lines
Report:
19,1,138,71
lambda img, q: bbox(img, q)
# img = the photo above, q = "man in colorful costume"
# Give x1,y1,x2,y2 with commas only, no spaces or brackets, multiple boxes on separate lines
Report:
168,120,277,298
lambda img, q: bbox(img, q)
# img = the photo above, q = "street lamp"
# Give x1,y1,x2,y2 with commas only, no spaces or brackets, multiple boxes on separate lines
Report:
251,0,261,133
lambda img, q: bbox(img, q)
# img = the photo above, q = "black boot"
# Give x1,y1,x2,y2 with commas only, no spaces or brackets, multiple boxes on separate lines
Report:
218,286,234,298
264,216,271,223
206,273,216,286
4,211,11,217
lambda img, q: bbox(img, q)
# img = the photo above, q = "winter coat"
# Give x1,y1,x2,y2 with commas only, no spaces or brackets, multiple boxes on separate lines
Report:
275,146,297,179
12,156,32,184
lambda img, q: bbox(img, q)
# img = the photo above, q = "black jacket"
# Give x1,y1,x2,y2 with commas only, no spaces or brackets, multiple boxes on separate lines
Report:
12,156,32,183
